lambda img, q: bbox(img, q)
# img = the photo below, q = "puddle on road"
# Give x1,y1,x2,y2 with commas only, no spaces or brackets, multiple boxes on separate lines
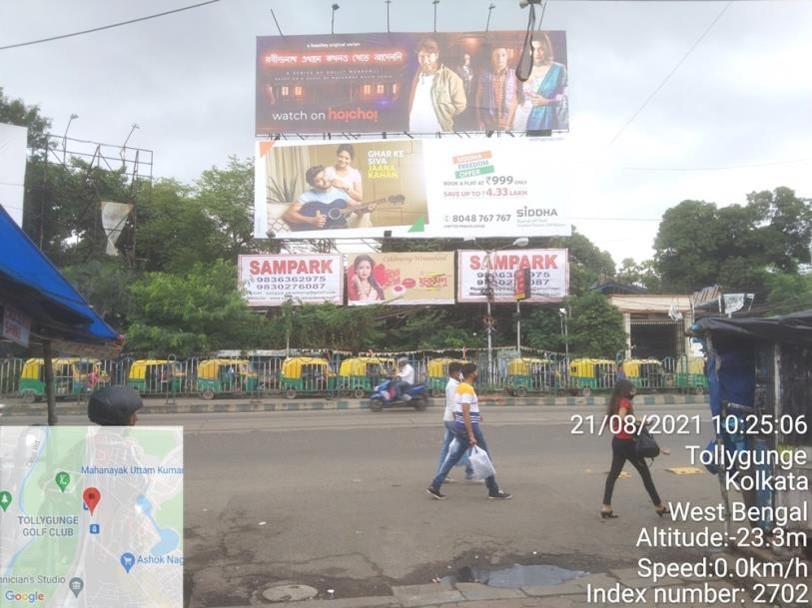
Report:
444,563,586,588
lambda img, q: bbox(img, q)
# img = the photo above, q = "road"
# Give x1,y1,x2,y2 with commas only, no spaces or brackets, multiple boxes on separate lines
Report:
3,403,723,607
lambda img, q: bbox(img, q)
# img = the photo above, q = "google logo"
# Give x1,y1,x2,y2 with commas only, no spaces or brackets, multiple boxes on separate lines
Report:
4,590,45,603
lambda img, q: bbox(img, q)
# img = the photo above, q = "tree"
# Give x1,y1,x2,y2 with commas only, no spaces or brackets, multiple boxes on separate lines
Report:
0,87,51,152
194,156,257,260
62,258,136,330
567,292,626,358
763,273,812,316
548,230,615,295
125,260,273,356
275,302,385,351
616,258,661,291
653,188,812,296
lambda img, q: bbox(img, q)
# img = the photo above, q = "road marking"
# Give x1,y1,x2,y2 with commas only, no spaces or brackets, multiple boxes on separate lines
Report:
666,466,704,475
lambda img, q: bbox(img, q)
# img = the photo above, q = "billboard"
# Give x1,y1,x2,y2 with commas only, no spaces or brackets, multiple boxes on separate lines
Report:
0,123,28,227
254,138,571,239
238,254,343,307
256,31,568,135
457,249,569,303
347,252,455,305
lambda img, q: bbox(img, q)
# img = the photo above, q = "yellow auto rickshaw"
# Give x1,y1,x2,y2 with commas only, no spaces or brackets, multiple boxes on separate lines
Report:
506,357,559,396
196,359,258,400
18,358,107,402
568,358,615,396
675,356,708,393
279,357,337,399
425,358,467,397
622,359,666,391
338,356,394,398
126,359,186,394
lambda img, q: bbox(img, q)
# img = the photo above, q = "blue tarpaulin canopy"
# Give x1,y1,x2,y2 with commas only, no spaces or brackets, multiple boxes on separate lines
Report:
0,205,119,349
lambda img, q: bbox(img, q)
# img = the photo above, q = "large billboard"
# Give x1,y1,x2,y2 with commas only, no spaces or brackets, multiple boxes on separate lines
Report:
457,249,569,303
256,31,568,135
0,123,28,227
347,252,455,306
238,254,343,307
254,138,571,239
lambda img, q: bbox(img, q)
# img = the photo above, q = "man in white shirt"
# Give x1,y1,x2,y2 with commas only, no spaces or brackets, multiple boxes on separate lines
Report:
436,362,474,481
394,357,414,401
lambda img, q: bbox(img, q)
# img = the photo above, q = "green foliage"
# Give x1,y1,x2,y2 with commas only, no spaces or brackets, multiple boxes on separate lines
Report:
548,230,616,295
194,156,256,260
616,258,661,291
654,188,811,295
567,292,626,358
525,308,566,352
0,87,51,152
62,258,136,330
763,273,812,316
275,302,385,351
126,260,273,356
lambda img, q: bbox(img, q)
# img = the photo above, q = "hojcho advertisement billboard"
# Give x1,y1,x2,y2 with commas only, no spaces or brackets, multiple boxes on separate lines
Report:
256,30,568,135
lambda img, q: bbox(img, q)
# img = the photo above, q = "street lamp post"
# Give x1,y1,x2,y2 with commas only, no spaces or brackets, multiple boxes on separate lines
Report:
62,113,78,164
559,306,569,368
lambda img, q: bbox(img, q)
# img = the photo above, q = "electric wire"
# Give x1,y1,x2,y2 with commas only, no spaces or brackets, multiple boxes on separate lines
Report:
0,0,224,51
608,0,734,145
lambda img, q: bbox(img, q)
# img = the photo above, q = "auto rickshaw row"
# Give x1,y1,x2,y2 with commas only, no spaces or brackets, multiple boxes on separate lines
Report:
16,354,707,401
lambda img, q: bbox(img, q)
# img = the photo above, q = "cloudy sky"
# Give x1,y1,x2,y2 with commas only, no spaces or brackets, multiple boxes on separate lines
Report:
1,0,810,265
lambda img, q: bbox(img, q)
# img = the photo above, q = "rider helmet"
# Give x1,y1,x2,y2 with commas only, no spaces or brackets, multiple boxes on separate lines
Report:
88,386,143,426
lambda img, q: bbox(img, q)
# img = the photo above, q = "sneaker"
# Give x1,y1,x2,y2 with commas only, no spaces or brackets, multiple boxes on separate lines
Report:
426,486,446,500
488,490,512,500
401,394,412,401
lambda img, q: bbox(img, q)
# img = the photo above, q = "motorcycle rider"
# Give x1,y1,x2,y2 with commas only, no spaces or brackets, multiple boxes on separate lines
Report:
394,357,415,401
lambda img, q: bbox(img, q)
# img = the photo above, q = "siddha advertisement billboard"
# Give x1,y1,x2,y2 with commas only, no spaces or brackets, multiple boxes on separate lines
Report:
254,138,571,240
238,254,343,307
457,249,569,303
347,252,455,306
256,31,568,135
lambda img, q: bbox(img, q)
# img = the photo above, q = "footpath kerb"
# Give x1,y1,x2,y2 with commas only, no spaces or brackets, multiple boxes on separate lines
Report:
0,393,708,417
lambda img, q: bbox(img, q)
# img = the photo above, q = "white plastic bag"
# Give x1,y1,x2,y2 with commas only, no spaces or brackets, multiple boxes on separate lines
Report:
468,445,495,479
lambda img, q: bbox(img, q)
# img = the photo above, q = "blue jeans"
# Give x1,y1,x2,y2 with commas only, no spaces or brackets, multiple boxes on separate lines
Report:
394,381,411,400
436,421,474,477
431,425,499,495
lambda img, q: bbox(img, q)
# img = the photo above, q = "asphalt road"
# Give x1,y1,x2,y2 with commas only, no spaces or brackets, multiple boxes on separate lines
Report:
2,403,723,607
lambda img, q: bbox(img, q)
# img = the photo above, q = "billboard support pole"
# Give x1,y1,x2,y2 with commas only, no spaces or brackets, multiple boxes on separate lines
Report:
516,301,521,356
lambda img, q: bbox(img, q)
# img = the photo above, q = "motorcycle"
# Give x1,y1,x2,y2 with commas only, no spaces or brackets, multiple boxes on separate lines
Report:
369,378,429,412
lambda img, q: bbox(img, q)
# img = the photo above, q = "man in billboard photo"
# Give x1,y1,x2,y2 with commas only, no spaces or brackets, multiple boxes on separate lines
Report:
508,33,568,132
281,164,363,231
408,38,467,133
476,47,517,131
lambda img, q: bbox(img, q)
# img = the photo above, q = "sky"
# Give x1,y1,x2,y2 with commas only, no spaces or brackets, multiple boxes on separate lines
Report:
1,0,810,266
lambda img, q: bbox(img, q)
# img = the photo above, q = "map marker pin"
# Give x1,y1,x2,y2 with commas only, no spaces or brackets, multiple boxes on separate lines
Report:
83,487,101,516
55,471,70,493
0,491,11,512
69,577,84,598
120,552,135,574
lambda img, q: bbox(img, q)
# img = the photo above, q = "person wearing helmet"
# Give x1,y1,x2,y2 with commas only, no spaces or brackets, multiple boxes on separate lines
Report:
88,386,143,426
394,357,415,401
